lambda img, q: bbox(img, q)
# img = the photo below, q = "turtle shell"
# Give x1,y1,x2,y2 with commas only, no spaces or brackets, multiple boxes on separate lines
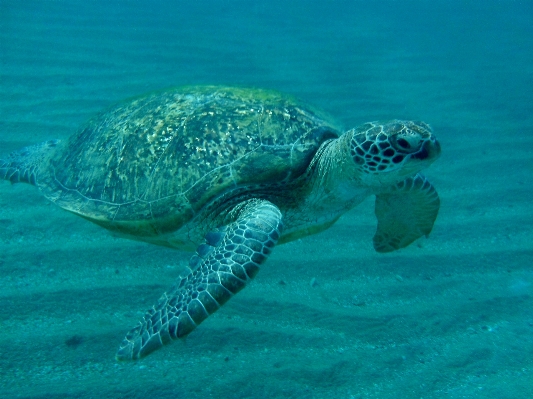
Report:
41,86,340,236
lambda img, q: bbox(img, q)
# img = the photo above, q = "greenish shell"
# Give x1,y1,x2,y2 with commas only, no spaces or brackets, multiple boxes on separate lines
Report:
42,86,340,236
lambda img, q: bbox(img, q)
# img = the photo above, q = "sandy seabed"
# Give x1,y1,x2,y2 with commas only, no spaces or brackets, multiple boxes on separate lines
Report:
0,1,532,398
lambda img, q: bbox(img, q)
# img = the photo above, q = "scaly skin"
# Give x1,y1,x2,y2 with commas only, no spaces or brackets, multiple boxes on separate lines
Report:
116,199,283,360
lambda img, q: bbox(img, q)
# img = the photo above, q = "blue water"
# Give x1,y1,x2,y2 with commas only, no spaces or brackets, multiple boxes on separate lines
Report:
0,1,532,398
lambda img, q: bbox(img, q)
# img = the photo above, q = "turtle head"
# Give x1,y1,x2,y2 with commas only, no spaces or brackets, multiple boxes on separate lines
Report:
349,120,440,187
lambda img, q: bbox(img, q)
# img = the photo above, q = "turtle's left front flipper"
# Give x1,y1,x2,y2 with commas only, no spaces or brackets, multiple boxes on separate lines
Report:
373,173,440,253
116,199,282,360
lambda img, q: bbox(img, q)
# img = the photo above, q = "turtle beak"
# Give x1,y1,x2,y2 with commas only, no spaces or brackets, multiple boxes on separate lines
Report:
412,137,441,162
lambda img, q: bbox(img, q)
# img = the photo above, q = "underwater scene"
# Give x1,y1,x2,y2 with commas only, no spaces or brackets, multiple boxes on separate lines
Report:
0,1,532,398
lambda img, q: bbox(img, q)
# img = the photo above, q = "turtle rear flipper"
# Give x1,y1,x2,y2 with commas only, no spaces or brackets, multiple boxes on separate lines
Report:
373,173,440,253
116,199,283,360
0,140,60,185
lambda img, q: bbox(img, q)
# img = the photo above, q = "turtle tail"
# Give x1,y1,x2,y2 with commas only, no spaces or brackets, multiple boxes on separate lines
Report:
0,140,60,185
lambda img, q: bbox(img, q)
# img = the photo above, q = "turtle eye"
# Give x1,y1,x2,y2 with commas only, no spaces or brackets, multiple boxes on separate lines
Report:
396,138,411,150
390,134,421,153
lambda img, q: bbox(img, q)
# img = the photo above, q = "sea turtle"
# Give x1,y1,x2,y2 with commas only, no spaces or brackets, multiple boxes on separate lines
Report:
0,86,441,360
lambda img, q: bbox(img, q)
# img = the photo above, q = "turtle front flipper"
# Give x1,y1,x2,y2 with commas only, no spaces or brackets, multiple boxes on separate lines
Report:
116,199,283,360
373,173,440,253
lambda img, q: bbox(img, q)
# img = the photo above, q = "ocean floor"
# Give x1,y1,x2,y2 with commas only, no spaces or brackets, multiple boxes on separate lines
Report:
0,1,532,398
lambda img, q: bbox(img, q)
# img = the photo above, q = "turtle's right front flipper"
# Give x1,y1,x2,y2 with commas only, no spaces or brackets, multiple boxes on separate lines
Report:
116,199,283,360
